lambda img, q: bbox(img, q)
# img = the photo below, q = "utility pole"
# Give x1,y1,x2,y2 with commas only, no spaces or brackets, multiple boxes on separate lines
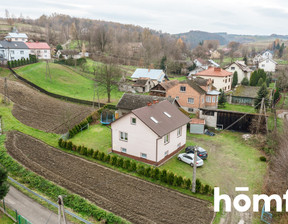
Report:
256,98,265,134
192,147,197,193
57,195,67,224
3,77,9,105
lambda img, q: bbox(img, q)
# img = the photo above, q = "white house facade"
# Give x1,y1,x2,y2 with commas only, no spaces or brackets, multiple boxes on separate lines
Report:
111,100,190,165
258,58,277,72
225,61,252,83
25,42,51,60
0,41,30,63
5,32,28,42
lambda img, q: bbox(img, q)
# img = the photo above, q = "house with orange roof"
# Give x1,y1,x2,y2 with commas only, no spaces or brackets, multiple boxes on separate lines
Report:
25,42,51,60
194,67,233,92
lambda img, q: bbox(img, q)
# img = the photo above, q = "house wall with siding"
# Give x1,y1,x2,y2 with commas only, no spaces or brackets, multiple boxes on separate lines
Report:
197,75,232,92
225,64,251,83
0,48,30,61
259,60,276,72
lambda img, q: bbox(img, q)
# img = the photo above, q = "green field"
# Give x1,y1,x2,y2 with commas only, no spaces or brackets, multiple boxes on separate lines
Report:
0,67,13,78
220,103,256,113
0,212,14,224
16,62,124,103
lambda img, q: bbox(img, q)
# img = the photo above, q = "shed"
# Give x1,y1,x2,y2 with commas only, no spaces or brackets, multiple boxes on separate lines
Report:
190,119,205,134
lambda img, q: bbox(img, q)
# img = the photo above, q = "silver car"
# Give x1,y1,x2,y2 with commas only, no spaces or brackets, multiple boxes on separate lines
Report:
177,153,204,167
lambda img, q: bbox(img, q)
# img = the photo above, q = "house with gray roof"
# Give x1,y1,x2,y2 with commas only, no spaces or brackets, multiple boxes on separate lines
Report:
116,93,180,117
0,40,30,64
111,100,190,165
131,68,169,84
5,28,28,42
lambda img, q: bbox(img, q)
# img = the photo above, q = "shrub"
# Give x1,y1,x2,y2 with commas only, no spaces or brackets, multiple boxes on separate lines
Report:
87,148,94,157
67,141,73,151
76,145,82,153
203,184,210,194
58,138,63,147
116,157,124,167
136,165,145,175
92,150,99,159
167,172,175,185
184,178,192,190
260,156,267,162
98,152,105,161
176,176,183,187
129,161,137,172
173,175,178,186
80,147,85,155
123,159,131,170
196,179,202,193
104,154,110,163
160,169,167,183
110,155,117,166
143,167,151,178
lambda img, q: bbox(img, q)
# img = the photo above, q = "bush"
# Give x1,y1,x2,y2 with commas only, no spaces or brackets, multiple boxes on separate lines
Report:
143,167,151,178
129,161,137,172
203,184,210,194
116,157,124,167
176,176,184,187
259,156,267,162
76,145,82,153
160,169,167,183
92,150,99,159
104,154,110,163
196,179,202,193
98,152,105,161
136,165,145,175
110,155,117,166
58,138,63,147
167,172,175,185
67,141,73,151
184,178,192,190
87,148,94,157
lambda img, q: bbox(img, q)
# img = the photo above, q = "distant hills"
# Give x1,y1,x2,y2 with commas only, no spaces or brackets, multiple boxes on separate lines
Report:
173,30,288,49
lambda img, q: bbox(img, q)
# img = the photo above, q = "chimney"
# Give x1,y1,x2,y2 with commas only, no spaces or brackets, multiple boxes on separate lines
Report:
214,67,221,72
147,102,152,106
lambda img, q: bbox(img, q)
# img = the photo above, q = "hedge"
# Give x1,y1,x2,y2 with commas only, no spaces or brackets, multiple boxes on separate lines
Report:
58,139,214,196
8,55,37,68
0,144,128,224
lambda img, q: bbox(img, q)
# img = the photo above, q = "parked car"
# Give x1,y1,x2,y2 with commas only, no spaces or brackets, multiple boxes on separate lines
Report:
185,146,208,160
177,153,204,167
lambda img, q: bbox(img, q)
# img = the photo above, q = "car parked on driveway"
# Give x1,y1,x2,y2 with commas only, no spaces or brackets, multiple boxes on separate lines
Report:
177,153,204,167
185,146,208,160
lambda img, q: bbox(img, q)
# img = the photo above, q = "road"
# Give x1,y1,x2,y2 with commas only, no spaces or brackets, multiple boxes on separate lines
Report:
4,186,69,224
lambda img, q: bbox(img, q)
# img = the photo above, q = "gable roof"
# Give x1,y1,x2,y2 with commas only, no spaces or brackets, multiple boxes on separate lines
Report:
25,42,50,49
5,32,28,39
182,80,206,95
131,68,168,82
157,80,179,90
132,100,190,137
0,41,29,49
117,93,179,110
233,86,260,98
195,67,232,77
225,61,252,73
258,57,277,65
193,77,209,86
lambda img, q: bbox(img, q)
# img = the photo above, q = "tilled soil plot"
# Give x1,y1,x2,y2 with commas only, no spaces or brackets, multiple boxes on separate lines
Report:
6,131,214,224
0,78,94,134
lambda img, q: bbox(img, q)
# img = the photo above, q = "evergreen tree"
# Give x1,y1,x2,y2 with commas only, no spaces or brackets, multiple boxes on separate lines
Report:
241,77,249,86
273,88,280,104
0,167,9,200
243,55,248,65
250,71,258,86
218,89,226,108
255,83,269,110
257,78,264,86
258,69,266,82
160,56,167,71
232,71,238,88
56,44,63,51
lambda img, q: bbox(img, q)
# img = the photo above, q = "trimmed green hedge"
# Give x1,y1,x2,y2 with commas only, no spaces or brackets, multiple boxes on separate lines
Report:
0,139,129,224
58,139,214,195
8,55,37,68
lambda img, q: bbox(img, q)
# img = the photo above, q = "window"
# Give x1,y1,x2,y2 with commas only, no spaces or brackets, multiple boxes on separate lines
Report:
141,153,147,159
44,50,47,53
229,78,231,82
11,50,14,54
131,117,136,125
20,51,24,54
188,108,194,112
206,96,211,103
212,96,215,103
262,64,265,67
225,79,227,83
11,57,14,60
121,148,127,153
216,96,218,102
164,134,169,144
188,98,194,104
180,86,186,92
120,131,128,141
231,67,235,70
15,38,18,41
177,127,182,137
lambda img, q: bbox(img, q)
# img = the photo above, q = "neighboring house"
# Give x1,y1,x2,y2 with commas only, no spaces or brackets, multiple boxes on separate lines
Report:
57,50,89,59
194,67,233,92
262,50,273,59
5,28,28,42
253,50,274,65
111,100,190,165
25,42,51,60
258,58,277,72
227,86,260,106
225,61,252,83
116,93,180,117
150,79,219,112
188,59,219,77
0,40,29,63
132,78,155,93
131,68,169,84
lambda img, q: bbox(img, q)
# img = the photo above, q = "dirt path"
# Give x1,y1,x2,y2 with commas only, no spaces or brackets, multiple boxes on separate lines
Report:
0,78,94,134
6,131,214,224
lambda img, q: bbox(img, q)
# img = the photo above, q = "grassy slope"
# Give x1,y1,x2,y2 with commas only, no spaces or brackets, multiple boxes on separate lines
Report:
221,103,256,113
16,62,123,103
0,212,14,224
0,68,13,78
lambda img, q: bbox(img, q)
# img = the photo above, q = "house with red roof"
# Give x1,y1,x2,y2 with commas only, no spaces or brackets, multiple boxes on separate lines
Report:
195,67,233,92
25,42,51,60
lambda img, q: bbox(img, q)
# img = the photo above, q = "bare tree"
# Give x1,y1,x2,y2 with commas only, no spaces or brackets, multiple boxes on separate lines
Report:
94,63,121,103
94,25,110,52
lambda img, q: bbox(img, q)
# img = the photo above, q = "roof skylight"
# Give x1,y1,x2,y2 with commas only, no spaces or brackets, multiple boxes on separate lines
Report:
163,112,171,118
150,117,158,123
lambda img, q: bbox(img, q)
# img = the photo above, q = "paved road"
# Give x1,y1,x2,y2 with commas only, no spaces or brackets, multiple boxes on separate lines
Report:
4,186,69,224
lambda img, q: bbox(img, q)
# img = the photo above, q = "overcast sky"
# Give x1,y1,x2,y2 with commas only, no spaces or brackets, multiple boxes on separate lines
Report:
1,0,288,35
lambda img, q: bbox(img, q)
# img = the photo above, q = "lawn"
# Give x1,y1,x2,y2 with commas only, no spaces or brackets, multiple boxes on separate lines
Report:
276,92,288,110
221,103,256,113
0,211,14,224
162,131,267,195
0,67,13,78
15,62,124,103
170,76,187,81
70,124,112,153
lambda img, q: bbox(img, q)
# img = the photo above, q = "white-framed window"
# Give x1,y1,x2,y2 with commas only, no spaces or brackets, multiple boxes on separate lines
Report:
10,50,14,54
131,117,136,125
212,96,215,103
21,57,25,59
231,66,235,70
20,51,24,54
121,147,127,153
44,50,47,53
164,151,168,157
206,96,211,103
262,64,265,67
164,134,169,144
120,131,128,141
188,108,194,112
188,98,194,104
180,86,186,92
141,153,147,159
177,127,182,137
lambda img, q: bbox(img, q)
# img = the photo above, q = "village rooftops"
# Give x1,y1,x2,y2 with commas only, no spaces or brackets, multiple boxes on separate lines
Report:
25,42,50,49
195,67,232,77
155,80,179,90
183,79,207,95
131,68,168,82
0,40,29,49
117,93,179,110
132,100,190,137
